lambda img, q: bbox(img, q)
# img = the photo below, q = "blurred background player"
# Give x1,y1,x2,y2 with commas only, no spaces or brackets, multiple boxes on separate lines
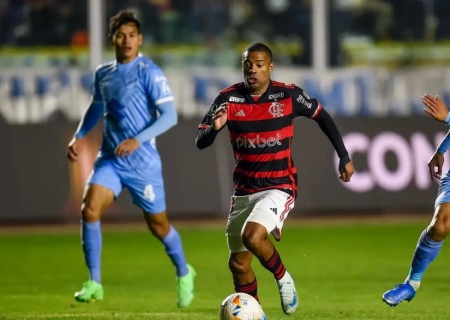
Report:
382,94,450,307
195,43,355,315
66,10,196,307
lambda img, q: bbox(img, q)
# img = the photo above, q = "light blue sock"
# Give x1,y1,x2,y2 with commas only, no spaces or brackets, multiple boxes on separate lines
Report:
408,229,443,282
81,221,102,283
162,226,189,277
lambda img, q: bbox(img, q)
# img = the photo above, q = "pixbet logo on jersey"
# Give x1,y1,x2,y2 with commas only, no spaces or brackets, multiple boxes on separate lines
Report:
235,133,282,149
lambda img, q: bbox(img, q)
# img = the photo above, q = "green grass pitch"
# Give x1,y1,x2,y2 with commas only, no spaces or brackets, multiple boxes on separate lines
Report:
1,219,449,320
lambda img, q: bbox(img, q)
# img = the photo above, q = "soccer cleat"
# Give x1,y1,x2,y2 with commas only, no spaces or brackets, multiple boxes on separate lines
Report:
74,280,104,303
382,283,416,307
177,264,196,308
276,272,298,315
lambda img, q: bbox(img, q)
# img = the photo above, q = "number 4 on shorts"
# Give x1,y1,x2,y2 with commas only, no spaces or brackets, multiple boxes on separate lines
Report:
143,184,156,202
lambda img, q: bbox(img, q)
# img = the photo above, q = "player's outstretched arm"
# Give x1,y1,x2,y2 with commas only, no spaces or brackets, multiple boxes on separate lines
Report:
73,101,104,140
292,86,354,182
72,68,104,140
313,109,354,182
68,69,104,162
67,100,103,162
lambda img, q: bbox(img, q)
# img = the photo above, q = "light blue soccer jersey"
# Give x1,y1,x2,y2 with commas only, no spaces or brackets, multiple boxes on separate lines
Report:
74,54,177,213
88,54,175,170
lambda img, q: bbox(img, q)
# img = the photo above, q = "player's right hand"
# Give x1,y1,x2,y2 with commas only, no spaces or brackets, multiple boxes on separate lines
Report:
212,102,228,131
67,137,81,162
428,152,444,180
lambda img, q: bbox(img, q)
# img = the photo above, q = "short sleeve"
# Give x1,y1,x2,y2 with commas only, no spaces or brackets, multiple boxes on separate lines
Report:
198,93,226,129
144,65,175,106
292,86,322,119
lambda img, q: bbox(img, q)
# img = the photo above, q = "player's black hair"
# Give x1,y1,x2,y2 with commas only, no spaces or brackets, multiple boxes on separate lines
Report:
109,10,141,36
242,43,273,62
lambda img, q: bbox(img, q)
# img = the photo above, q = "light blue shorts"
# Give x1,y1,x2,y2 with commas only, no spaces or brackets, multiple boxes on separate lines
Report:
86,159,166,214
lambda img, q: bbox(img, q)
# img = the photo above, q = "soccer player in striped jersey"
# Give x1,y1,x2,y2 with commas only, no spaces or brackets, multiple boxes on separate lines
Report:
195,42,354,315
66,11,196,307
382,94,450,306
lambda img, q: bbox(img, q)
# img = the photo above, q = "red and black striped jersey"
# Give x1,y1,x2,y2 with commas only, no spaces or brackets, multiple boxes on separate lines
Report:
197,80,323,199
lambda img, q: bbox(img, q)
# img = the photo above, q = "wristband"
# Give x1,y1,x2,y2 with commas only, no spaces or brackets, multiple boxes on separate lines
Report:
445,112,450,125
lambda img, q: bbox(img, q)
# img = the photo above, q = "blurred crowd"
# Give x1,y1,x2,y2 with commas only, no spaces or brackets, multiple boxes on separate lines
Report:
1,0,450,66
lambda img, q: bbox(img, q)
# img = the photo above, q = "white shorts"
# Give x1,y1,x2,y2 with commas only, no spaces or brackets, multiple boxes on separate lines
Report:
225,189,295,253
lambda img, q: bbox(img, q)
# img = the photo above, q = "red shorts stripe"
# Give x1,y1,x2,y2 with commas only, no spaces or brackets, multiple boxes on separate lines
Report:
234,184,294,194
279,196,294,222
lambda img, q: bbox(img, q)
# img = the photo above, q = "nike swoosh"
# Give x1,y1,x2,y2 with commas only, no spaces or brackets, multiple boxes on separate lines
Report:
289,292,297,307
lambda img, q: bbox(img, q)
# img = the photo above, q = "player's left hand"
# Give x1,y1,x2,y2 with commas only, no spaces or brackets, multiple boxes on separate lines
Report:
422,94,449,122
339,161,354,182
115,138,141,157
428,151,444,180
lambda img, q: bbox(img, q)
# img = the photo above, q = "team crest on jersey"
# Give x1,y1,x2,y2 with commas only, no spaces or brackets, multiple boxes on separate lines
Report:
268,102,284,118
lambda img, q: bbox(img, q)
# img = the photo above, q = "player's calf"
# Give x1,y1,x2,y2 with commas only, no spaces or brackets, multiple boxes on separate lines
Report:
144,211,190,277
382,204,450,307
242,222,298,315
76,184,113,302
229,252,260,302
144,211,195,307
405,205,449,288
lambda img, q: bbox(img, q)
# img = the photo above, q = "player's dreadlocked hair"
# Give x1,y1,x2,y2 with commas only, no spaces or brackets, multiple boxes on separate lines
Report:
109,10,141,36
242,43,273,62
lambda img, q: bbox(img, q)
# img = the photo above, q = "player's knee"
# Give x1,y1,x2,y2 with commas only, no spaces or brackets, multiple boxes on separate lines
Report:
241,222,267,252
228,256,251,275
429,204,450,241
81,203,101,222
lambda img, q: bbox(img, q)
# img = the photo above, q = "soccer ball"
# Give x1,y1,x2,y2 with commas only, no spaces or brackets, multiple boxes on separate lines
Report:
219,293,266,320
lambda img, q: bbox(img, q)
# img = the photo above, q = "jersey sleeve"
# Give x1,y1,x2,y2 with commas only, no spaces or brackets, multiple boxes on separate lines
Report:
198,93,227,130
92,69,103,103
143,65,175,106
291,86,322,119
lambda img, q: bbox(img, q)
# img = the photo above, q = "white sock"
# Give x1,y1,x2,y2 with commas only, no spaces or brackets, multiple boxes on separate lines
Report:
277,271,291,284
408,279,420,291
